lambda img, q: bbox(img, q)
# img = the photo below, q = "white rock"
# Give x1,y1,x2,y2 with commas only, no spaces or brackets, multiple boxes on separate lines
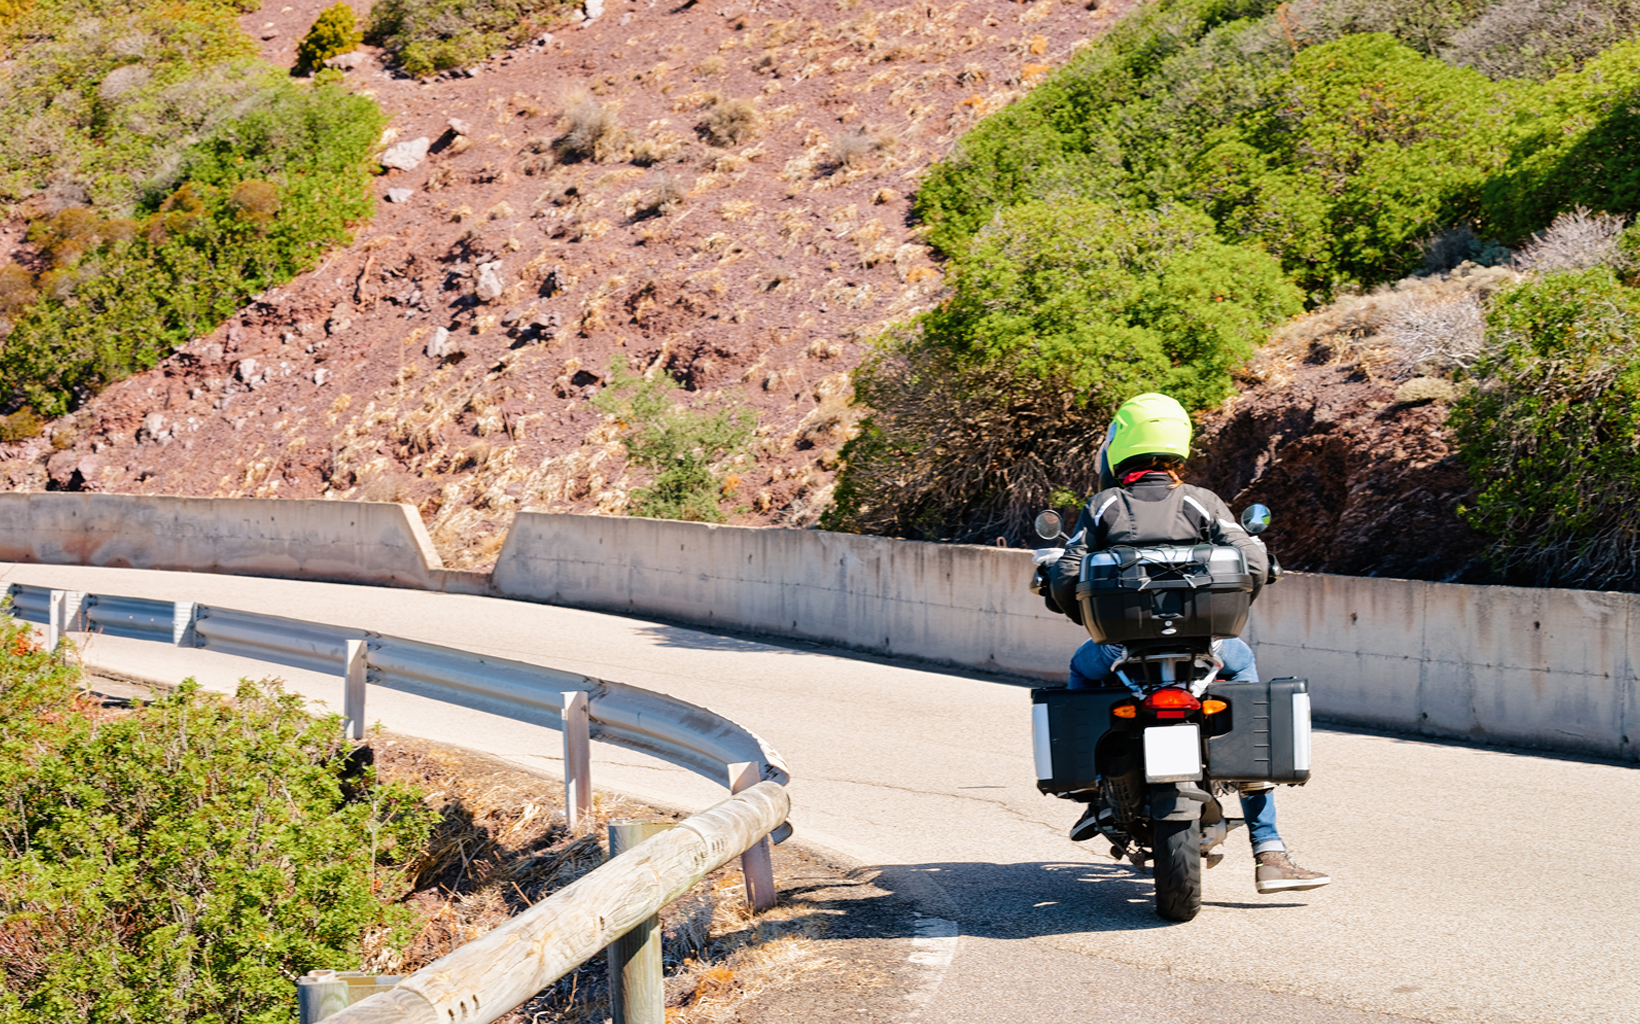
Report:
324,51,366,70
140,412,167,441
236,358,258,383
426,327,463,360
448,117,472,136
380,136,431,171
475,262,506,302
386,187,413,203
314,368,331,386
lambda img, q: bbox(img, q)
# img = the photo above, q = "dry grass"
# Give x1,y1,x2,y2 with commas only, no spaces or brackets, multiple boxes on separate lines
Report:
697,95,761,147
364,736,836,1024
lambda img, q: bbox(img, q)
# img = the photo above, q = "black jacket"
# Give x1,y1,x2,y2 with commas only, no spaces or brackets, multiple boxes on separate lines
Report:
1048,472,1268,620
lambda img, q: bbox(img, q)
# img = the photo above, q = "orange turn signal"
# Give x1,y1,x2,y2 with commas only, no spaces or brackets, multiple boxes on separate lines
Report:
1113,703,1138,719
1201,699,1228,715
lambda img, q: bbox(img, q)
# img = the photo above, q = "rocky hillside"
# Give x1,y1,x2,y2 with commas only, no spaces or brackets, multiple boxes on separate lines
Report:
0,0,1137,567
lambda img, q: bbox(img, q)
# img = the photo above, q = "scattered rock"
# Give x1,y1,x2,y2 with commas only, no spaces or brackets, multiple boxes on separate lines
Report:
198,342,225,364
325,51,367,71
501,308,523,325
327,304,354,336
380,137,432,172
448,117,472,136
314,368,331,387
138,412,169,443
259,28,279,39
475,262,506,302
386,188,414,203
236,359,259,384
426,327,463,360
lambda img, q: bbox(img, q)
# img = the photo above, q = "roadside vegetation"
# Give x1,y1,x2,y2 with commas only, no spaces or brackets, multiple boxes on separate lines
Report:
0,0,384,422
0,613,431,1023
829,0,1640,588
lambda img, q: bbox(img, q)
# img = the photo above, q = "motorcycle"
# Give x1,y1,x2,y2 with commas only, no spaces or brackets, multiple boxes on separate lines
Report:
1027,505,1311,922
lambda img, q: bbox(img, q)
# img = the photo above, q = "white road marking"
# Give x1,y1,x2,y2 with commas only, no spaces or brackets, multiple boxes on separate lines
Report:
903,915,959,1016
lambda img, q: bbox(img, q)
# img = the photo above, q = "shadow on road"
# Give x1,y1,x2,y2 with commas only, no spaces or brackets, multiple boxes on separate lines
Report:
792,857,1307,939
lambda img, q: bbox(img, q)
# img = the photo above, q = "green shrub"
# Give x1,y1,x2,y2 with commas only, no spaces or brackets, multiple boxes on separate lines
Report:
1450,267,1640,588
364,0,576,77
1479,37,1640,243
592,357,755,523
0,610,432,1024
296,3,363,75
0,80,384,416
824,201,1300,542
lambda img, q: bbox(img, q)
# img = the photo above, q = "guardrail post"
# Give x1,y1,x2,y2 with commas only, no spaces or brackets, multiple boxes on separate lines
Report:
297,970,351,1023
727,761,777,913
607,819,669,1024
344,640,368,741
562,691,592,830
46,590,65,652
172,601,198,646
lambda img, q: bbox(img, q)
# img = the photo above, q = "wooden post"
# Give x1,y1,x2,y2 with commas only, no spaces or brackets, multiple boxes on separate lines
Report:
319,782,790,1024
727,762,777,912
344,640,367,741
298,970,352,1024
607,820,666,1024
562,691,591,831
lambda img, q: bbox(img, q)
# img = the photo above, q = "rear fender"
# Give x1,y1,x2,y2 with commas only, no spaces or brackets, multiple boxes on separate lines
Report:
1150,783,1210,821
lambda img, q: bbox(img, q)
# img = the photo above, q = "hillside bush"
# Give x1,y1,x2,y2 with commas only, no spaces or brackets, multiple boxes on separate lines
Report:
297,3,364,75
825,201,1300,542
1443,0,1640,79
592,357,755,522
1450,267,1640,588
1479,37,1640,242
364,0,576,77
0,610,432,1024
0,0,264,214
1,81,384,417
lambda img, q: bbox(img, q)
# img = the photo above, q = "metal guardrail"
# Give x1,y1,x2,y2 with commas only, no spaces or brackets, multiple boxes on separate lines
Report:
5,581,792,1023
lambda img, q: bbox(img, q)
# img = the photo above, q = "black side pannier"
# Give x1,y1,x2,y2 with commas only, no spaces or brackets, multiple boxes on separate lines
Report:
1031,686,1128,795
1202,676,1312,785
1075,544,1253,643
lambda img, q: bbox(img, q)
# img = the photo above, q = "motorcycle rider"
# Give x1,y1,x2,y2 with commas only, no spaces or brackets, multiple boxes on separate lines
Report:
1046,392,1331,895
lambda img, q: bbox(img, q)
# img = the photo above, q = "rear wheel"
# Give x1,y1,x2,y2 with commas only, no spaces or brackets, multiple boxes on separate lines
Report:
1152,816,1202,922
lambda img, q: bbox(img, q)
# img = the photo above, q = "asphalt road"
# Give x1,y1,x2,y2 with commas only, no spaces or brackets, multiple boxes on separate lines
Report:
6,562,1637,1024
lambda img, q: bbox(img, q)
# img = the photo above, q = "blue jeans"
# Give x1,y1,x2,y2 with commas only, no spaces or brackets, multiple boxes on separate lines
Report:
1065,638,1285,853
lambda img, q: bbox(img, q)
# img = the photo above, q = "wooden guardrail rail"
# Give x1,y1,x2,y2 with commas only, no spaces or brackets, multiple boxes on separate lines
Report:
322,781,790,1024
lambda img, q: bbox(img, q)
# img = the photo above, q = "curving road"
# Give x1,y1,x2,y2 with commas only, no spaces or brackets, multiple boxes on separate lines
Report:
5,561,1637,1024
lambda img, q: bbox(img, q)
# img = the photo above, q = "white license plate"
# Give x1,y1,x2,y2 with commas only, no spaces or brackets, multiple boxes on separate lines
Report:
1143,724,1202,782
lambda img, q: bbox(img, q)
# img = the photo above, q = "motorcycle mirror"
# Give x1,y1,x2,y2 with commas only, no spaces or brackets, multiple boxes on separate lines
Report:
1240,504,1272,536
1033,510,1064,541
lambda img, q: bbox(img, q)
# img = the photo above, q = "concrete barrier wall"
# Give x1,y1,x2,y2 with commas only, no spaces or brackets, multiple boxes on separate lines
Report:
496,513,1637,762
492,512,1083,678
2,496,1631,760
0,493,484,592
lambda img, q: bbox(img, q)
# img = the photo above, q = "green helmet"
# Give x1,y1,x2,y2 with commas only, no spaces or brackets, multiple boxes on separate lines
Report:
1107,393,1191,472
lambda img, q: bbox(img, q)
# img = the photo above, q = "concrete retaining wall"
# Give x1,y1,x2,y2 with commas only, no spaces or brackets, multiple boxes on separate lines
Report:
1,496,1630,760
496,513,1637,762
0,493,485,592
492,512,1081,677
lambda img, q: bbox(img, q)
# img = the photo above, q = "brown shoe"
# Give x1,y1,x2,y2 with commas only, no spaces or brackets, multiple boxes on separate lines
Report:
1255,851,1331,894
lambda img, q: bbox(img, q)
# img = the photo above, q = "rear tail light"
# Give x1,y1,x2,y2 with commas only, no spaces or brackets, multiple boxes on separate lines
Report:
1144,687,1201,719
1143,688,1201,711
